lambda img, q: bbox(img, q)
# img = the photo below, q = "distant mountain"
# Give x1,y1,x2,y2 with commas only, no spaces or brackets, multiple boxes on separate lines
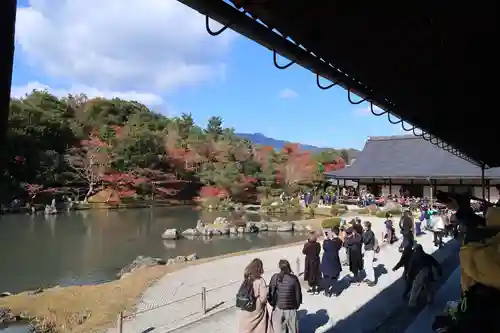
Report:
237,133,360,162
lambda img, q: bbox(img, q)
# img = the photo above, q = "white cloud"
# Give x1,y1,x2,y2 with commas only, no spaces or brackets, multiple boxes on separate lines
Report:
15,0,236,93
353,104,384,117
11,81,164,106
278,88,298,99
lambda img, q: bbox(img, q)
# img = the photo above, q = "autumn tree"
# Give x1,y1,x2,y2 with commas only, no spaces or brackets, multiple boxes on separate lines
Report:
275,143,316,194
65,133,111,201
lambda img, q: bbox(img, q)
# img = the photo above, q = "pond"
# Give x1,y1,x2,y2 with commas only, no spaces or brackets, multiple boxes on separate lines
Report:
0,206,308,294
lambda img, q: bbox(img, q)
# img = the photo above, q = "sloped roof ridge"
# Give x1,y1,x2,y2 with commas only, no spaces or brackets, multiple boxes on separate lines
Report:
368,135,418,141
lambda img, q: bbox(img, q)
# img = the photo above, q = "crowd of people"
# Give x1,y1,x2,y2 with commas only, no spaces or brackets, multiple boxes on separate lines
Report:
235,213,450,333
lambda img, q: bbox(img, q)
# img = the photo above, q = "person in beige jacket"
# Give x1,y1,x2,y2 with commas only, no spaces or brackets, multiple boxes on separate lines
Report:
239,258,269,333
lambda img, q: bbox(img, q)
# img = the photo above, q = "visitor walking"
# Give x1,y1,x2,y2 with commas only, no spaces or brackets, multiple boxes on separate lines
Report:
238,258,269,333
432,213,445,247
399,210,414,251
321,226,343,296
268,260,302,333
345,227,363,285
407,244,442,307
392,243,414,300
302,232,321,294
362,221,377,286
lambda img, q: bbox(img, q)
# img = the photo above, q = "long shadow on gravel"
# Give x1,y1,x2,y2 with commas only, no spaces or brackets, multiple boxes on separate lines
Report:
323,239,460,333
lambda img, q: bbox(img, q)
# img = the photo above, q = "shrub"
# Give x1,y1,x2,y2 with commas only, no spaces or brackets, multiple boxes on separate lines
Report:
330,204,347,216
306,206,315,216
315,207,332,216
375,210,387,218
356,208,369,215
322,217,342,229
367,204,378,215
260,198,275,207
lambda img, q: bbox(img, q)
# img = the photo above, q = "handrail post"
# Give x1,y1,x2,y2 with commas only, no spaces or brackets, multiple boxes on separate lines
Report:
201,287,207,314
117,311,124,333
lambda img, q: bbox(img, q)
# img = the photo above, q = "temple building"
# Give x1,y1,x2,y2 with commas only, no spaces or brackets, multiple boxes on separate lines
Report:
326,135,500,201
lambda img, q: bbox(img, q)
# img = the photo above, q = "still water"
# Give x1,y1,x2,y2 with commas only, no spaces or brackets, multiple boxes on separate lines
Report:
0,207,307,294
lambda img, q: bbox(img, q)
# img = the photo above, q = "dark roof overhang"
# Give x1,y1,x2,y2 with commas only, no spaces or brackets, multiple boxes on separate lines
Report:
176,0,498,167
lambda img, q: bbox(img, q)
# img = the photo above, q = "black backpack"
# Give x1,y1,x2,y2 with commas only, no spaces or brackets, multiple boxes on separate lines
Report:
236,279,256,312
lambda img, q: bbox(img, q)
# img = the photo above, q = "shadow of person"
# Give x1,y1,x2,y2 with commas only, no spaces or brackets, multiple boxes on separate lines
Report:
298,309,330,333
374,263,389,283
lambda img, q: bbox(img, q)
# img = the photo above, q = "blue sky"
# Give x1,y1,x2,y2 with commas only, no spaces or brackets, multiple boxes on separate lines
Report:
12,0,406,150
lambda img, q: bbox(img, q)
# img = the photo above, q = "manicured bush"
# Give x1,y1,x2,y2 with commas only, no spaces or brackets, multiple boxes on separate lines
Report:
367,204,378,215
322,217,342,229
356,208,369,215
330,204,348,216
375,210,387,218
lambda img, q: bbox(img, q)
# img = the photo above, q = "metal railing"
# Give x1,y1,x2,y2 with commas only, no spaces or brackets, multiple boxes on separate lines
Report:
114,257,303,332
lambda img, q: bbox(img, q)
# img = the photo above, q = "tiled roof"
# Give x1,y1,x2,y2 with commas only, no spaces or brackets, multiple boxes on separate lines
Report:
326,135,500,180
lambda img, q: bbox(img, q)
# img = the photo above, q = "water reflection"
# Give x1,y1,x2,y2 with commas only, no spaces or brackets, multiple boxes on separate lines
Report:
0,207,307,293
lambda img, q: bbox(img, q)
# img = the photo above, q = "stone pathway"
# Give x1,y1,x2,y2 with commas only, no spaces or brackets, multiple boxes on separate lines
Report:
110,218,456,333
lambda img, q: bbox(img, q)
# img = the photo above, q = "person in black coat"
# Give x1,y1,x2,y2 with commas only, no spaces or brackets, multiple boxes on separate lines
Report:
302,232,321,294
321,226,343,297
392,243,414,299
268,259,302,333
399,210,414,251
345,227,363,284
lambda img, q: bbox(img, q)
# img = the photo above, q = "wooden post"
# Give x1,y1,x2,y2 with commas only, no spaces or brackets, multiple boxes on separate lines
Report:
117,312,124,333
201,287,207,314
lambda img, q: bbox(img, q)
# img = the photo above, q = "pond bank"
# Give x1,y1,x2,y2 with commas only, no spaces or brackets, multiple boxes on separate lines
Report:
0,239,308,333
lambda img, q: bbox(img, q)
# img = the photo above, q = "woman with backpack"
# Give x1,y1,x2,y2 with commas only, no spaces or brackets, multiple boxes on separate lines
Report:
268,259,302,333
238,258,269,333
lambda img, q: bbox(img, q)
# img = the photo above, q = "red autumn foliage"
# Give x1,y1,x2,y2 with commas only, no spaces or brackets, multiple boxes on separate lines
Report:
323,158,346,172
102,172,146,198
21,183,58,199
199,186,229,199
14,155,26,164
278,144,316,188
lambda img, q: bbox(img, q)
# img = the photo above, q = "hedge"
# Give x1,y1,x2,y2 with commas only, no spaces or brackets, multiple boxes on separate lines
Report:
321,217,342,229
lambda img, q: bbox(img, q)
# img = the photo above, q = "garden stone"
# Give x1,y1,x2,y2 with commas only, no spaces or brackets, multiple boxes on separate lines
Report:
237,227,245,233
229,227,238,234
182,228,200,236
162,228,179,240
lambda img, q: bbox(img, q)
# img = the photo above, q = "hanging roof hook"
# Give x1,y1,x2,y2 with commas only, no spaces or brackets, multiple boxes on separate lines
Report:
205,16,231,36
273,50,296,69
316,74,338,90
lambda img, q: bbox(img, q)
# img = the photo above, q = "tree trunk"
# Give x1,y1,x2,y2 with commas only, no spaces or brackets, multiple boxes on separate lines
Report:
85,184,93,202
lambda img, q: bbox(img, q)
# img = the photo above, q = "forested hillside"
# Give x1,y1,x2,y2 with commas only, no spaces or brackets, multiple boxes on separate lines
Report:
1,91,349,205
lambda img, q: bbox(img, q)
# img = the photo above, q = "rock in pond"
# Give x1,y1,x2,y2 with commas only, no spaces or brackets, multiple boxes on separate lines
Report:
167,253,198,265
162,228,180,240
245,222,259,233
0,292,12,298
237,226,245,233
118,256,166,278
229,227,238,234
213,216,230,225
182,228,200,236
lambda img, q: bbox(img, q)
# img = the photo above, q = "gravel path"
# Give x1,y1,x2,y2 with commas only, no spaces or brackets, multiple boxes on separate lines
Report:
110,217,457,333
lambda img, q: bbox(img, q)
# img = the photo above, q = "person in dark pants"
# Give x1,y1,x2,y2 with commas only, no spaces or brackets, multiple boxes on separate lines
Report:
268,260,302,333
321,226,343,297
302,232,321,294
345,227,363,285
399,210,414,252
407,244,442,307
392,243,414,299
